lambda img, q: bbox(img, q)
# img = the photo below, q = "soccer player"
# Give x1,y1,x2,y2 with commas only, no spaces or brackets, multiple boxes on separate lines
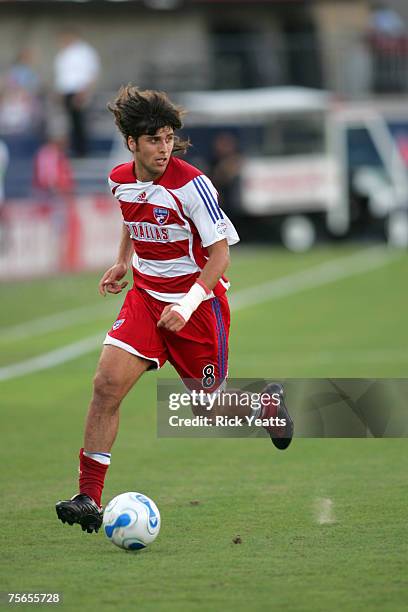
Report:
56,85,293,534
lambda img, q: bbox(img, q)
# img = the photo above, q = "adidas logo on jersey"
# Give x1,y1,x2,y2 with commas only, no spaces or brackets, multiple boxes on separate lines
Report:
137,191,147,202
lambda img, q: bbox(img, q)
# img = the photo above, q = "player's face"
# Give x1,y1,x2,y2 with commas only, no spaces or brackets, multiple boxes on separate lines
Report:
129,127,175,181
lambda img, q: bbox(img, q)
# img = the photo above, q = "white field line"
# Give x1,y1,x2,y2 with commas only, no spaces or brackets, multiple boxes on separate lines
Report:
229,246,398,311
0,333,103,382
0,247,401,382
0,302,112,342
1,246,395,342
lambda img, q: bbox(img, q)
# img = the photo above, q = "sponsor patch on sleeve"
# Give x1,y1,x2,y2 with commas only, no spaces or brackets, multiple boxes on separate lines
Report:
215,219,227,236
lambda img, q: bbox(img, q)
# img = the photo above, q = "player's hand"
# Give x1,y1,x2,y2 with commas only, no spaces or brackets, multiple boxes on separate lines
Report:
157,304,186,333
98,263,129,296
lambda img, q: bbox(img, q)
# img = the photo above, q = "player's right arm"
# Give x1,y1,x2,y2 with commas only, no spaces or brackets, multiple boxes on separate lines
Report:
98,224,133,296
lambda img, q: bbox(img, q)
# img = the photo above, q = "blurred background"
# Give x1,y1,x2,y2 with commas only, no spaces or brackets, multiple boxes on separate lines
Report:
1,0,408,278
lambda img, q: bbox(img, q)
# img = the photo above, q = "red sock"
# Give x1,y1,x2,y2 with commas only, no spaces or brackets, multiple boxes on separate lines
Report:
78,448,109,507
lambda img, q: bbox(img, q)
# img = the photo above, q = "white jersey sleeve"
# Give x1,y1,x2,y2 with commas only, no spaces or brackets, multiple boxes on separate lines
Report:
176,174,240,248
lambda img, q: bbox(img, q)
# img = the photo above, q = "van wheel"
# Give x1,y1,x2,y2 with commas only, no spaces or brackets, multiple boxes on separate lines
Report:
386,210,408,248
281,215,316,252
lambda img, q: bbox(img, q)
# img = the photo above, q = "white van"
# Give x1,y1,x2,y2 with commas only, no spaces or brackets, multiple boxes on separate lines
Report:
179,87,408,250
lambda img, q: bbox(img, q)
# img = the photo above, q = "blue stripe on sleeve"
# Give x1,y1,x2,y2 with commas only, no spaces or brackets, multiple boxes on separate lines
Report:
193,177,219,222
196,175,224,220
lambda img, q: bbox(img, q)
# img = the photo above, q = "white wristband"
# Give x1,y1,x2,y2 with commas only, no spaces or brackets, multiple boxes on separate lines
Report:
171,281,210,323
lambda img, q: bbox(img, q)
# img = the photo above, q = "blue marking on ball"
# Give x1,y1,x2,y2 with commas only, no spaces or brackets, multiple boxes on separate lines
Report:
135,494,158,529
104,512,132,538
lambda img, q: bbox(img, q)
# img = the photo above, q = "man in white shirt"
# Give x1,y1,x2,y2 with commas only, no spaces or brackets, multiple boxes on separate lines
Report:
54,30,100,157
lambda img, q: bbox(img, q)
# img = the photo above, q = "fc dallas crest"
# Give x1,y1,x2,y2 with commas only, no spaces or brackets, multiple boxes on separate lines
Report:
153,207,169,225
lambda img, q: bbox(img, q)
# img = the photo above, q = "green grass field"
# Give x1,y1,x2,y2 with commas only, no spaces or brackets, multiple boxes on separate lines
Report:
1,245,407,611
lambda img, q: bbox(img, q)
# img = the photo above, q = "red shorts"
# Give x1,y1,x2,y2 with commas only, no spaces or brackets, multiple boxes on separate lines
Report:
104,287,230,388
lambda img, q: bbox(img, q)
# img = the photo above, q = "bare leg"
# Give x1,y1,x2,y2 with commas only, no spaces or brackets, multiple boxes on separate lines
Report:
84,345,151,452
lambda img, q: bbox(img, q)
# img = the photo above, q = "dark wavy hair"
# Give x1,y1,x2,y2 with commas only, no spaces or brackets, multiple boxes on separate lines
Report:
108,84,190,154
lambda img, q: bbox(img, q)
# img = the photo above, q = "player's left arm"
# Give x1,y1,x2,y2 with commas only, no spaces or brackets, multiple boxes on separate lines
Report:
158,173,239,333
157,239,229,333
197,239,230,291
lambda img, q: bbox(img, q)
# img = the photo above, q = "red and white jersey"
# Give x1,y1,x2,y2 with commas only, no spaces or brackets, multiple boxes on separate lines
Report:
108,156,240,302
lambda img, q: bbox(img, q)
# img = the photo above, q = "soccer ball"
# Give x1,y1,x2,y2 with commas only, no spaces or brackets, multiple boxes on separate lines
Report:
103,492,161,551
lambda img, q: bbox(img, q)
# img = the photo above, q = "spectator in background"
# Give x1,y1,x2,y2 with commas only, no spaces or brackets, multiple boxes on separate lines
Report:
368,2,408,92
0,47,43,134
370,2,406,38
209,132,243,217
33,132,74,198
54,29,100,157
32,127,77,271
6,47,42,95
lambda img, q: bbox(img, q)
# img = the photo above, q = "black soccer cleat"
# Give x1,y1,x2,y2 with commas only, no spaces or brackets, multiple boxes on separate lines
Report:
56,494,103,533
261,382,294,450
